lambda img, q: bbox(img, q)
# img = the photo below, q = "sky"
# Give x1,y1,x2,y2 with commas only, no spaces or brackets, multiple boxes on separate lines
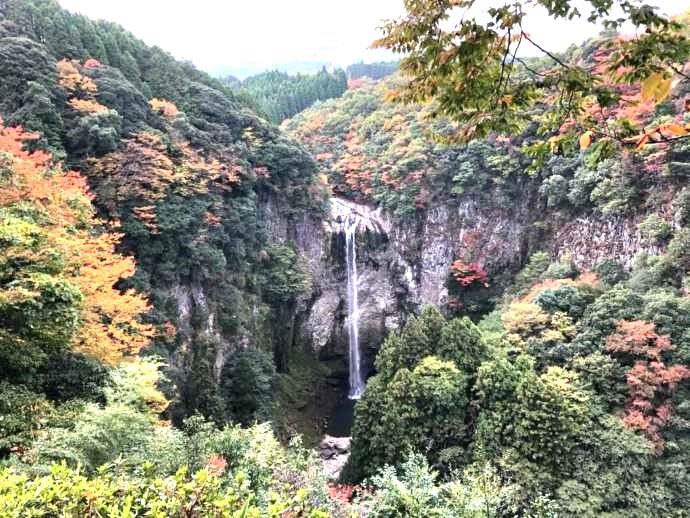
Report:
57,0,685,78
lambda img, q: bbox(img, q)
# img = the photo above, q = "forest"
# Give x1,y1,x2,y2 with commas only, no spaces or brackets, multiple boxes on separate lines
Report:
1,0,690,516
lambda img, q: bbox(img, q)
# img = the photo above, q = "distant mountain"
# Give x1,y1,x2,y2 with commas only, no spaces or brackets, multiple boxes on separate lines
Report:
211,61,335,80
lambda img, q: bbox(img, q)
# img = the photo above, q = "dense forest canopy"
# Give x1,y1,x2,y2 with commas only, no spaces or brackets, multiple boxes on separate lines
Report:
233,68,349,123
1,0,690,516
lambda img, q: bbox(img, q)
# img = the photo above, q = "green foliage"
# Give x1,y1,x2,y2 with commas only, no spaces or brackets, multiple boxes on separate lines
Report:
593,258,628,286
346,61,399,81
352,356,469,479
667,227,690,271
508,251,551,297
673,187,690,225
351,306,486,480
284,77,530,216
0,382,55,455
0,36,64,153
373,0,690,160
0,455,332,517
174,335,225,425
259,243,311,304
366,454,536,518
220,347,275,426
239,68,348,123
638,213,672,243
534,284,592,319
569,287,644,356
366,453,451,518
374,305,446,377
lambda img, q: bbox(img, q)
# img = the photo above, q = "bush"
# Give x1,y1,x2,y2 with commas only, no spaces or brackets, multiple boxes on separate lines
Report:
673,188,690,225
366,454,518,518
594,258,628,286
638,213,672,243
539,174,569,208
543,257,578,280
668,228,690,271
0,461,332,517
259,243,311,304
534,284,591,319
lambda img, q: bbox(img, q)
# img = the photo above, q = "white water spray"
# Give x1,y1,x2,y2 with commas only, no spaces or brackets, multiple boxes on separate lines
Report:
345,213,364,399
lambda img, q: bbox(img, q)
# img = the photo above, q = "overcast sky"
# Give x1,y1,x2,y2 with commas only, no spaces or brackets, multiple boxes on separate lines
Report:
57,0,685,78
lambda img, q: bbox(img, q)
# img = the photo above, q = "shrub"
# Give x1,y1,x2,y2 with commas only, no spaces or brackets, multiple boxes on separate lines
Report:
543,257,578,280
672,187,690,225
594,258,628,286
534,284,591,319
638,213,672,243
667,228,690,271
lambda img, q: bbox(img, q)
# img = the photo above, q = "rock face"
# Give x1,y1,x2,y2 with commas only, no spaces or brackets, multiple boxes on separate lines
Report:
163,191,660,395
319,435,352,480
289,193,660,373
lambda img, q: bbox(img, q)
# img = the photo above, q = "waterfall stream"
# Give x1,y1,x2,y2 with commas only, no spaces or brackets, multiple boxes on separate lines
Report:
345,214,365,399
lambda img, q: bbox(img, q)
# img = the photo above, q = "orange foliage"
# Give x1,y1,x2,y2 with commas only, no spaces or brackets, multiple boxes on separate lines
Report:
68,231,152,363
149,98,180,119
85,132,176,212
0,124,90,223
205,454,227,476
82,58,102,69
606,320,690,451
332,132,374,197
0,120,152,364
450,259,489,287
57,59,98,97
519,273,597,304
131,205,159,234
68,98,109,115
327,484,357,504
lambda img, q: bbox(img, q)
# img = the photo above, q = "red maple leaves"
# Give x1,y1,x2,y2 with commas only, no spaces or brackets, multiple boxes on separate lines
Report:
606,320,690,452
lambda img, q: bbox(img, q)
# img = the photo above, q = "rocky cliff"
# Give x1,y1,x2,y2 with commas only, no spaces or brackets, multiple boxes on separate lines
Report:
290,192,661,379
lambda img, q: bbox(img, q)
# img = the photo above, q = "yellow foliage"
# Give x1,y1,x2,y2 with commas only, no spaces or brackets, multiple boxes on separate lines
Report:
57,59,98,97
520,274,597,304
149,98,180,119
68,98,109,115
502,302,549,336
0,121,152,365
67,231,153,363
579,130,593,150
641,72,672,104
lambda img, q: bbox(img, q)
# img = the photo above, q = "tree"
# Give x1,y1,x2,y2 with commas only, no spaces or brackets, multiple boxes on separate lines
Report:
350,357,468,480
220,347,275,425
606,320,690,451
351,306,485,480
374,305,446,378
374,1,690,157
0,121,152,366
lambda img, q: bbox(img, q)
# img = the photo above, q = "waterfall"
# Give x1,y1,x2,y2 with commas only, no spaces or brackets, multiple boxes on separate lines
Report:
345,214,365,399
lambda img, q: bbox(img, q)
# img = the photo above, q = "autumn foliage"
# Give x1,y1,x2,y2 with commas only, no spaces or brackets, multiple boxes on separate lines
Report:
149,98,180,119
0,120,152,364
450,259,489,288
606,320,690,452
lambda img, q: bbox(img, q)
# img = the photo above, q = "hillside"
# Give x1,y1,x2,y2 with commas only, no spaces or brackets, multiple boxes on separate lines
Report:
0,0,335,435
234,68,348,123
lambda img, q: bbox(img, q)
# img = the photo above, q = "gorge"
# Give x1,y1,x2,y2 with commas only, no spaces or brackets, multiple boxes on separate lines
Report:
2,0,690,515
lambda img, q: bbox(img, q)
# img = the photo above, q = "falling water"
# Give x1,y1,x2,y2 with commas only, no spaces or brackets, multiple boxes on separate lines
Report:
345,213,365,399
